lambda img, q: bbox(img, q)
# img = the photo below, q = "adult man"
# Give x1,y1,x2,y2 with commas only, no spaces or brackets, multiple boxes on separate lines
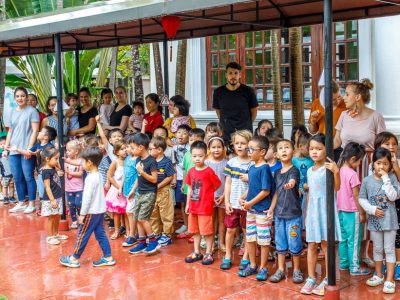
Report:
212,62,258,142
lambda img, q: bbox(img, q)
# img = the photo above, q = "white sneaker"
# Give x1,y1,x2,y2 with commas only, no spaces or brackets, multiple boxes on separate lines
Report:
23,205,36,214
175,225,187,234
366,275,384,287
0,192,4,200
383,281,396,294
9,203,27,213
46,236,60,245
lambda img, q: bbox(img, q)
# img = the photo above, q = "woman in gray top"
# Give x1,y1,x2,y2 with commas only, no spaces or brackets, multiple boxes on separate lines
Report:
4,87,40,214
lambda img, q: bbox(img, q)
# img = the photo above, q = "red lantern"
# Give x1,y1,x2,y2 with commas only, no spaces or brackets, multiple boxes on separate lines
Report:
161,16,181,62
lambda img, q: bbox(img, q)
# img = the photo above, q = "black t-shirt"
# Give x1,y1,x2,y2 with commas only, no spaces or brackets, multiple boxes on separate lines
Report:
42,168,63,201
274,166,301,219
212,84,258,141
136,155,158,193
77,106,98,134
109,104,132,127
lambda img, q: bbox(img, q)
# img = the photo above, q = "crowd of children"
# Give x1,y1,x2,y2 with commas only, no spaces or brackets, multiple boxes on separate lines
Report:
2,86,400,296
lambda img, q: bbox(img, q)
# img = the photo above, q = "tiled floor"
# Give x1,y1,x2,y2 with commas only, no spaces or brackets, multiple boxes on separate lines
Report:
0,204,398,299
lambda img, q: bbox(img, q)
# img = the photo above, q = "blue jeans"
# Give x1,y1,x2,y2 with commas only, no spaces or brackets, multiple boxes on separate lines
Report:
274,216,303,255
66,191,83,222
9,155,37,202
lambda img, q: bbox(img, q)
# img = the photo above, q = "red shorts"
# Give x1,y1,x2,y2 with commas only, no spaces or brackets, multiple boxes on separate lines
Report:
224,208,247,229
188,213,213,236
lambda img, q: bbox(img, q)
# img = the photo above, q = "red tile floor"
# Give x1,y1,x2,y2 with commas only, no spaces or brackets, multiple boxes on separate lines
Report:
0,204,399,299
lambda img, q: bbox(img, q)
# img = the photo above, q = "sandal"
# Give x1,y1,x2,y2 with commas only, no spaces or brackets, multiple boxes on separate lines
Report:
55,234,69,240
202,253,214,265
46,236,60,245
110,231,120,240
185,252,203,263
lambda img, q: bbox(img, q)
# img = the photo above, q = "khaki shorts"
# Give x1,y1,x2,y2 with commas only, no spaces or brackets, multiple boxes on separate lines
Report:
134,192,156,221
1,177,13,188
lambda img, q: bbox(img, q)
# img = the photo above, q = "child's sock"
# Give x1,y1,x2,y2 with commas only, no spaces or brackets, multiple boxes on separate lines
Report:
138,236,147,244
147,234,157,242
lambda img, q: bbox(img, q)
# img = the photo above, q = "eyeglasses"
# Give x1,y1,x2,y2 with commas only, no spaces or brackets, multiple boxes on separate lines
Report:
245,147,263,154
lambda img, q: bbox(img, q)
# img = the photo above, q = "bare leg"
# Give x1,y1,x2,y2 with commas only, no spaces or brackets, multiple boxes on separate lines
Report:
247,241,257,268
277,253,286,271
242,230,249,261
127,213,135,237
218,208,226,249
225,228,236,259
375,260,383,278
386,262,395,282
205,234,214,254
140,220,154,236
182,205,188,228
321,241,328,279
260,245,269,269
53,215,60,236
193,234,201,253
293,254,301,271
307,242,318,279
47,216,54,236
123,214,130,237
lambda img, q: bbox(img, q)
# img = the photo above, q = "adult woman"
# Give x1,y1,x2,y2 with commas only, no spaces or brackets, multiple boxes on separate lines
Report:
104,86,132,132
142,93,164,137
4,87,39,214
41,96,68,140
164,96,196,139
68,87,98,136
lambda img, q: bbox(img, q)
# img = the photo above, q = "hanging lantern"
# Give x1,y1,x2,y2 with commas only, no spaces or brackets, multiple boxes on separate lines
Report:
161,16,181,62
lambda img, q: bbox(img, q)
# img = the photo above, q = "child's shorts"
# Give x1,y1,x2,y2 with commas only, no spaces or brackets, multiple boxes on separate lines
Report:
188,213,213,236
246,211,272,246
224,208,247,229
41,198,63,217
134,192,156,221
1,176,12,188
174,180,186,203
274,216,303,255
126,196,137,214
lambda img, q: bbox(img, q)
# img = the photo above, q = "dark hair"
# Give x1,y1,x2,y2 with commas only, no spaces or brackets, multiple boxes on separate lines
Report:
372,147,393,172
83,134,98,147
79,87,91,97
115,86,127,94
268,137,282,152
291,124,308,146
145,93,162,113
226,62,242,71
255,119,273,136
298,132,312,147
132,133,150,148
125,134,137,144
0,136,6,141
190,140,207,153
338,142,366,167
170,95,190,116
66,93,78,104
276,138,294,150
374,131,398,150
80,147,103,167
205,122,222,135
151,136,167,151
14,86,28,97
100,88,113,99
251,135,269,151
107,128,124,140
132,101,145,111
154,126,168,137
28,93,38,101
45,96,57,116
266,127,283,140
348,78,374,104
310,133,326,146
40,146,59,165
177,124,192,134
43,126,57,142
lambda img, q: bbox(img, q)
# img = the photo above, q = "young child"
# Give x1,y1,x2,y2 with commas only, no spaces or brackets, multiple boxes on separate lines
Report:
170,96,192,140
205,122,223,145
128,101,145,134
205,136,228,252
336,142,370,276
128,133,160,255
149,136,176,247
268,139,304,284
96,116,124,161
265,137,282,178
184,141,221,265
65,140,84,229
153,126,175,164
220,130,253,271
291,124,308,156
360,148,400,294
0,136,15,204
105,141,128,240
41,147,67,245
173,124,191,236
255,119,273,137
60,147,116,268
373,132,400,280
99,88,114,126
65,93,80,137
300,134,341,296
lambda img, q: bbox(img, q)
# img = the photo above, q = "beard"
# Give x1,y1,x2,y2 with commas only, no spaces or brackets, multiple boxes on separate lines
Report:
228,79,238,86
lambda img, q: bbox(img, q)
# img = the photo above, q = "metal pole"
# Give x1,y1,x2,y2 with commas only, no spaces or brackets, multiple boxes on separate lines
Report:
163,40,170,118
75,46,80,93
54,33,66,221
324,0,335,286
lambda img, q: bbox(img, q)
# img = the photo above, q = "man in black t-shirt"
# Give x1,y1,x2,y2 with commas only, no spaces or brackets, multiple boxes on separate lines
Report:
212,62,258,142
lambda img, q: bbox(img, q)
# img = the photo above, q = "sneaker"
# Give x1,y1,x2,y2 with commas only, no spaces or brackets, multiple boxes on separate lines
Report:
46,236,60,245
9,197,17,204
238,259,250,271
60,256,80,268
362,257,375,268
0,193,4,200
92,257,116,267
395,263,400,281
158,235,172,247
312,278,328,296
220,257,232,270
9,203,27,213
269,269,285,283
144,241,161,255
366,274,384,287
382,281,396,294
200,236,206,249
23,205,36,214
202,253,214,265
129,242,147,255
238,264,258,277
256,268,268,281
3,197,9,204
185,252,203,263
339,266,349,271
108,219,115,229
71,222,79,229
122,236,137,247
176,225,187,234
118,226,126,236
293,269,304,284
350,268,371,276
300,277,317,295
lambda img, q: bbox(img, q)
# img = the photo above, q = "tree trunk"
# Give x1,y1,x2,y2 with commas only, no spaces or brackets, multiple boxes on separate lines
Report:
153,43,164,96
109,47,118,91
175,40,187,97
0,0,6,117
271,29,283,132
132,44,144,103
289,27,304,125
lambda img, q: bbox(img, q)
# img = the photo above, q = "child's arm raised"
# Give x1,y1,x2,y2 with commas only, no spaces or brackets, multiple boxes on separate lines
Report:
65,163,83,178
95,115,109,149
107,160,120,189
380,172,399,201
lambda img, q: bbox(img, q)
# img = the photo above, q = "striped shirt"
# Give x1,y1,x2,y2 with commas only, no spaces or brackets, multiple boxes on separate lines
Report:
156,156,176,184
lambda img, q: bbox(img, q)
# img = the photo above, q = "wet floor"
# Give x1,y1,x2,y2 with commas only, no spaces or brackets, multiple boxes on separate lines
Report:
0,204,398,299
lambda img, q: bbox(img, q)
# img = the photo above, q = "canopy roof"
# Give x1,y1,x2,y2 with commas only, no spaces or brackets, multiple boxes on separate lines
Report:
1,0,400,57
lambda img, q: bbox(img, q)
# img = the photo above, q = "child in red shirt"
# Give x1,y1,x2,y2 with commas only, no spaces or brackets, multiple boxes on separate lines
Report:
184,141,221,265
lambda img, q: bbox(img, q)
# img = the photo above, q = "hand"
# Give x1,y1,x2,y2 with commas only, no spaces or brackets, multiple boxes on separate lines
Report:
239,174,248,182
142,119,148,130
95,115,100,123
171,179,177,189
185,205,189,215
136,162,144,175
377,168,387,177
392,154,399,169
215,195,224,206
303,183,309,192
78,215,85,224
225,203,233,215
242,201,252,211
284,180,295,190
310,110,320,124
57,170,64,177
50,199,58,209
239,197,246,207
180,185,184,193
325,157,339,174
360,213,366,224
105,181,111,191
2,149,8,158
265,209,274,221
375,207,385,218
